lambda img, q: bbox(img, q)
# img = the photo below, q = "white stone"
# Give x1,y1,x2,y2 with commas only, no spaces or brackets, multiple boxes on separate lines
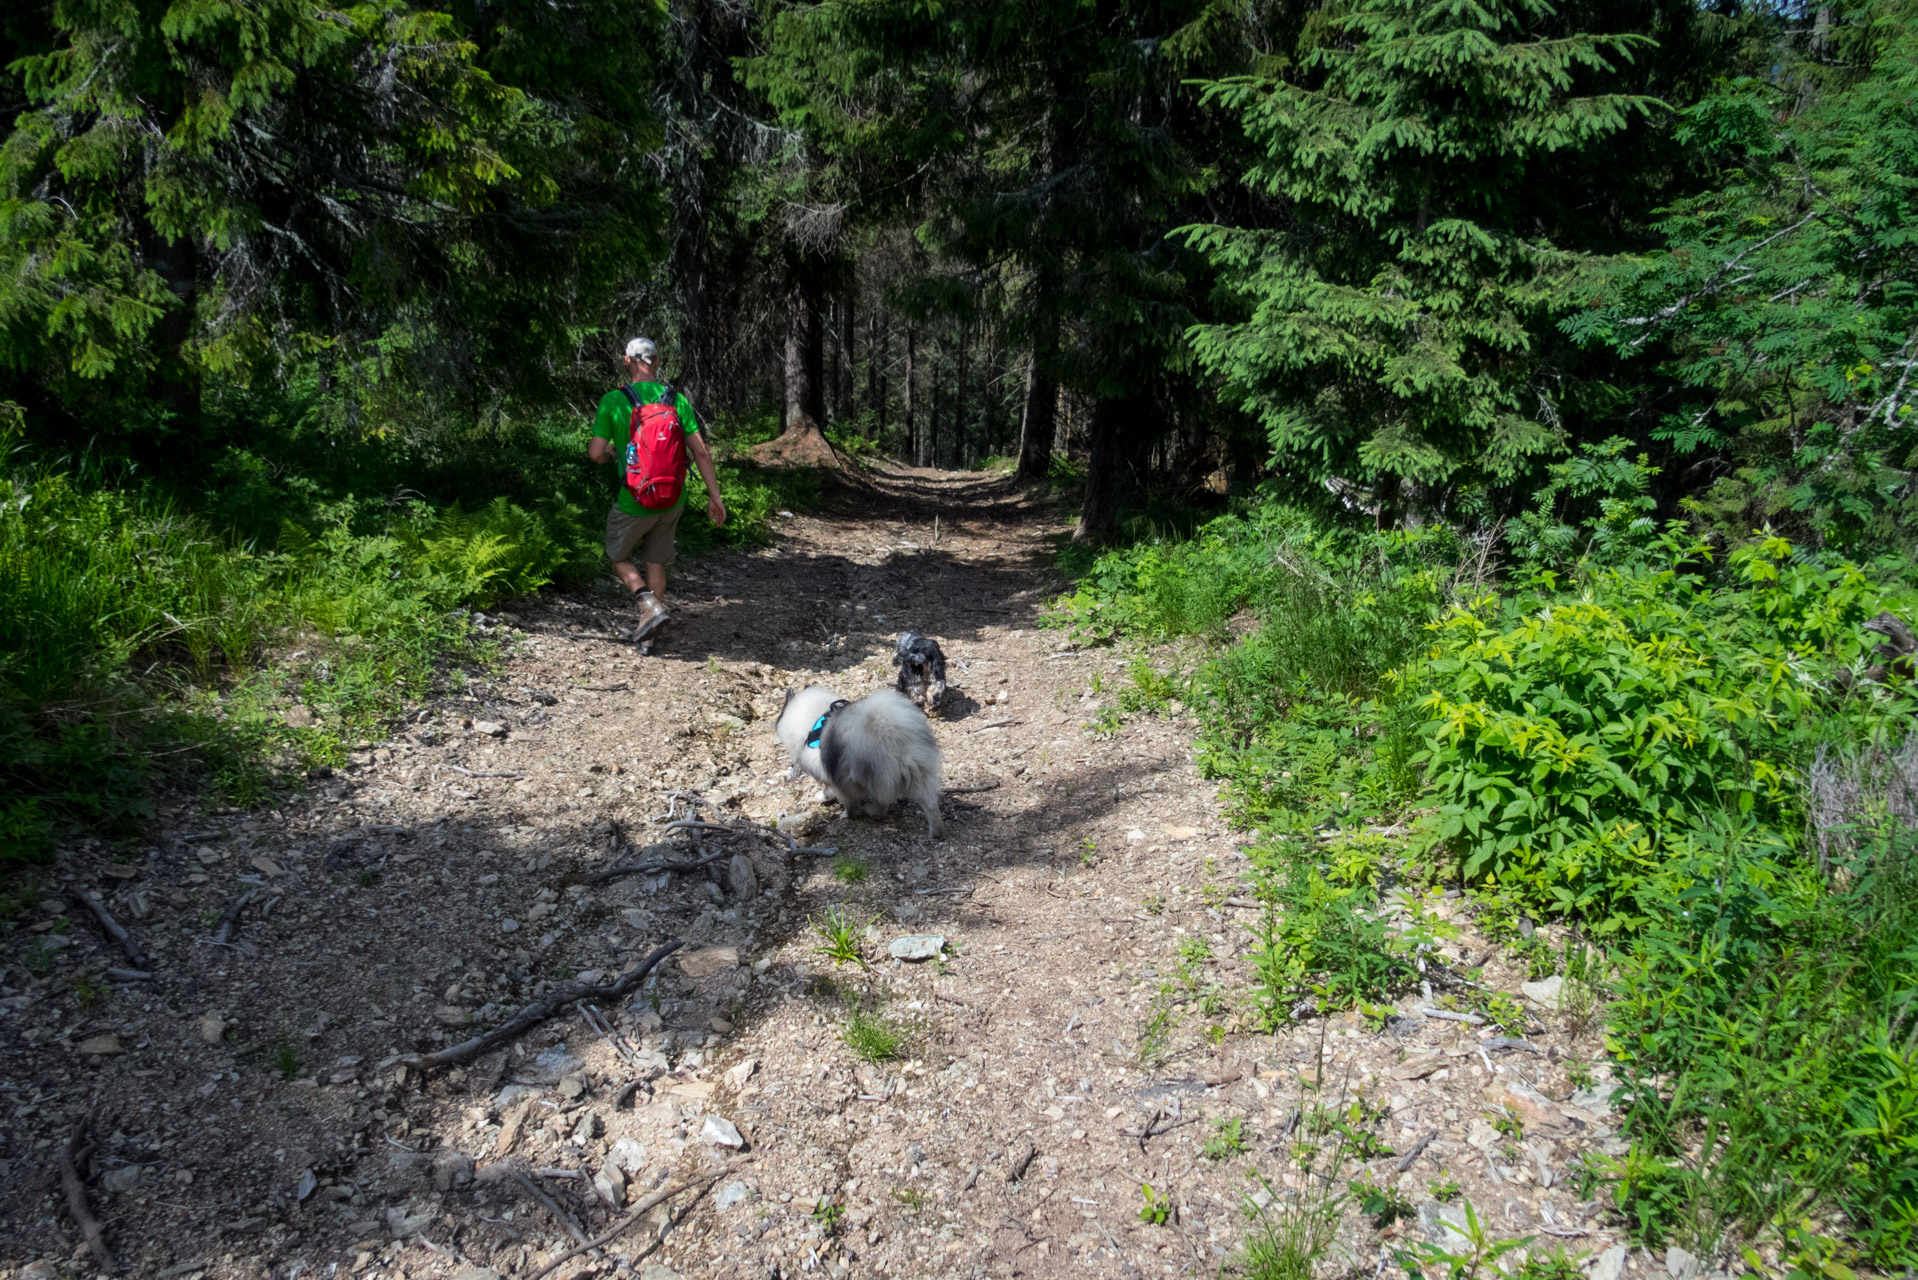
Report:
609,1137,649,1173
700,1115,745,1148
1591,1245,1629,1280
1521,975,1565,1009
888,934,945,962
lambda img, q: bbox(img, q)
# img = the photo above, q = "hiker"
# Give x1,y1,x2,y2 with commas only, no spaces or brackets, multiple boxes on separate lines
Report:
587,337,727,641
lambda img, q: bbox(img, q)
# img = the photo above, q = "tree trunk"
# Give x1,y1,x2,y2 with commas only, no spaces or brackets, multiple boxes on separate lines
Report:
838,285,855,422
1017,353,1057,480
906,324,920,465
783,281,825,436
956,326,969,466
874,310,888,437
1017,306,1058,479
1073,396,1132,544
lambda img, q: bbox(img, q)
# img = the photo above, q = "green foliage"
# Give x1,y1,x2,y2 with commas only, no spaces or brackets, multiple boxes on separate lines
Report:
1420,534,1918,930
1245,857,1442,1027
811,906,866,968
1203,1116,1249,1161
841,1006,905,1063
1138,1182,1173,1226
1186,0,1660,497
1568,0,1918,551
831,855,870,885
1395,1199,1533,1280
1602,826,1918,1268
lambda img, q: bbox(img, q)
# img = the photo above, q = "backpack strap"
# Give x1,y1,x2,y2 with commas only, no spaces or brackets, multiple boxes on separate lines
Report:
619,383,641,409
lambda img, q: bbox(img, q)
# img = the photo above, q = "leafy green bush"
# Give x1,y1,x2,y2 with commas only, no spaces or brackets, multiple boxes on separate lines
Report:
1603,825,1918,1269
1420,535,1918,929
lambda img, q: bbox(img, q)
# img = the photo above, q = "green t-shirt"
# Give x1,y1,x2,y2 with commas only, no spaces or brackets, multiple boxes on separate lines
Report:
591,382,701,517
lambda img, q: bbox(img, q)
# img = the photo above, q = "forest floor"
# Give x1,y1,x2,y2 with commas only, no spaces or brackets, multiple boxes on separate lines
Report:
2,464,1636,1280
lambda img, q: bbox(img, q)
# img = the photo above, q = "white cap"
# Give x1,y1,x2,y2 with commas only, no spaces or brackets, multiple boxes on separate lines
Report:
625,336,657,362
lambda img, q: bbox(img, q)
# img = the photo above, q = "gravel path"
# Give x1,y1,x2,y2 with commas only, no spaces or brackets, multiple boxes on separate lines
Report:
1,464,1631,1280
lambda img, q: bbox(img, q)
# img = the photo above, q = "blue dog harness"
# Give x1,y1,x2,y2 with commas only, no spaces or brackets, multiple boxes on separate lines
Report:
805,699,850,749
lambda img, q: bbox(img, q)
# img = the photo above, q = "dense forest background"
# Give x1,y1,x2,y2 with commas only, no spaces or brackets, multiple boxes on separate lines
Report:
4,0,1917,1270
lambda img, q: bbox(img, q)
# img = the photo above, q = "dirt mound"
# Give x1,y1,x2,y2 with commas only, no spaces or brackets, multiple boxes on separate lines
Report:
749,424,842,469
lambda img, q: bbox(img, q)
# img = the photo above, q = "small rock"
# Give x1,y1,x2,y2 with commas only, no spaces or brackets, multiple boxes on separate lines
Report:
888,934,945,962
197,1013,226,1045
715,1181,755,1210
432,1151,476,1192
102,1165,141,1193
528,1045,583,1084
557,1075,587,1102
250,855,283,876
453,1270,503,1280
1126,829,1146,842
473,720,507,737
678,946,740,979
1591,1245,1629,1280
593,1157,627,1208
1390,1052,1445,1080
434,1005,471,1027
284,705,315,728
632,1006,664,1033
640,1267,682,1280
609,1138,649,1173
295,1168,318,1201
499,918,520,933
700,1115,745,1148
1520,975,1565,1010
728,853,759,900
724,1058,758,1089
1418,1201,1472,1248
709,1016,734,1034
78,1034,122,1056
1484,1078,1573,1132
1667,1247,1700,1280
387,1206,434,1238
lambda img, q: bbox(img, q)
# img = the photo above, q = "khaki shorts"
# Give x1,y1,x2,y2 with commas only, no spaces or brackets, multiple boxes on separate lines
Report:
605,503,684,566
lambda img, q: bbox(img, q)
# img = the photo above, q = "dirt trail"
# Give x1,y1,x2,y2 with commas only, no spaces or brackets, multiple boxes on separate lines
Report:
3,465,1625,1280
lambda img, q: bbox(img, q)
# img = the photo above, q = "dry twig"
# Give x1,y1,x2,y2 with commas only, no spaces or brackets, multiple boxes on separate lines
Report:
61,1111,115,1272
398,942,682,1071
78,892,147,968
527,1172,726,1280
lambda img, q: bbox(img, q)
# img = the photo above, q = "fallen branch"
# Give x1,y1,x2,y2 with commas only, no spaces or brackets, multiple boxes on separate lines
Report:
571,682,631,693
943,780,1001,795
666,816,835,857
507,1164,599,1259
397,941,683,1072
968,718,1020,733
447,765,524,780
1413,1005,1486,1026
61,1111,115,1273
211,891,255,946
1394,1131,1438,1172
78,892,147,968
526,1172,726,1280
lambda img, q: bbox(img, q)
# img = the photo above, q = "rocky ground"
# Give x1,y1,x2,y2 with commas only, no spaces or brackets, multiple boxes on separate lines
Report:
2,465,1652,1280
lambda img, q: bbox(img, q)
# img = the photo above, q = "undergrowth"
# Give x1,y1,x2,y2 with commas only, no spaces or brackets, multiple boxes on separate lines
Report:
0,407,825,861
1058,474,1918,1271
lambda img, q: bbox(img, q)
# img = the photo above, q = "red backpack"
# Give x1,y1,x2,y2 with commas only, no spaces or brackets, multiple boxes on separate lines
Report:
619,382,688,510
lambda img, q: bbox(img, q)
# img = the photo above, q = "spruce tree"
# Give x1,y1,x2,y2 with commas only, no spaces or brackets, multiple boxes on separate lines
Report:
1185,0,1660,520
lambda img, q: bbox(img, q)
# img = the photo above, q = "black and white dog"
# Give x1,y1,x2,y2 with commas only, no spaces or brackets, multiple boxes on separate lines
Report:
892,631,948,711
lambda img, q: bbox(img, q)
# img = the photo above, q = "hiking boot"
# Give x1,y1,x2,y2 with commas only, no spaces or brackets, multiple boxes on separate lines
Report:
632,590,670,641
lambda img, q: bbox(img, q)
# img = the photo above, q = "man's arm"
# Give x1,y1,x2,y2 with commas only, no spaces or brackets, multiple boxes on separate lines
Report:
588,435,613,464
687,432,727,526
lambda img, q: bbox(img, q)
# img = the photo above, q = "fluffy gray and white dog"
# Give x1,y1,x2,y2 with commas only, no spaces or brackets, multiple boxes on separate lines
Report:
776,685,944,838
892,631,949,711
